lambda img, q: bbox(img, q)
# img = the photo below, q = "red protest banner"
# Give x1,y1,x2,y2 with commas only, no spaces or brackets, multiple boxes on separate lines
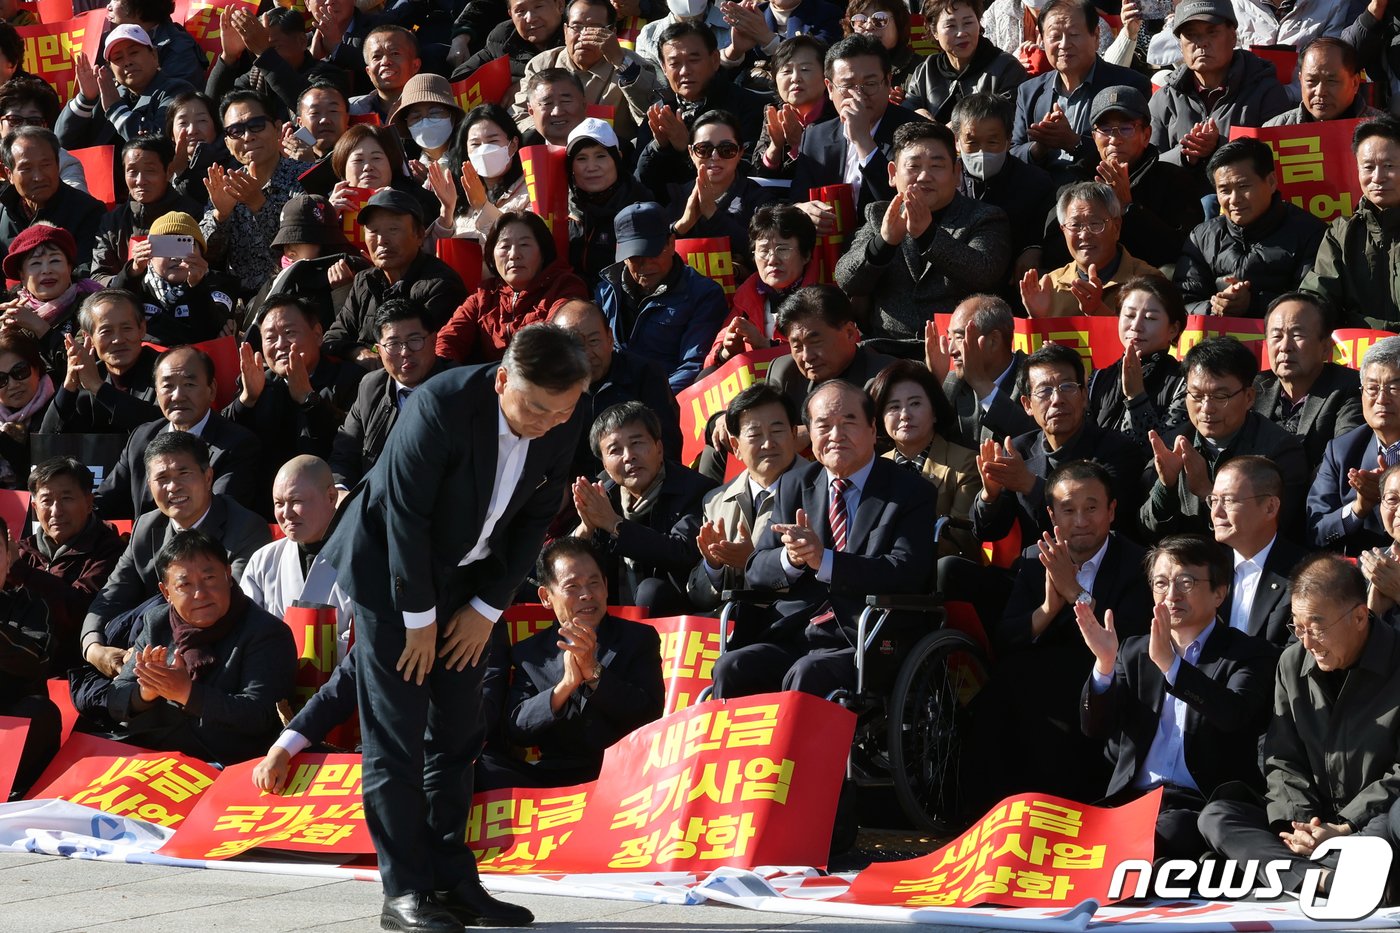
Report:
451,55,511,111
520,144,569,257
615,14,644,50
908,13,938,57
584,103,615,126
1230,119,1362,222
1332,328,1399,369
0,716,30,801
18,10,106,103
470,783,593,872
437,236,484,292
28,731,147,794
841,789,1161,908
1249,46,1298,86
146,335,238,408
643,615,725,715
34,0,71,23
32,751,219,826
676,346,787,465
285,603,338,705
158,754,371,859
807,184,856,286
501,603,649,647
335,185,375,254
172,0,257,59
675,236,737,298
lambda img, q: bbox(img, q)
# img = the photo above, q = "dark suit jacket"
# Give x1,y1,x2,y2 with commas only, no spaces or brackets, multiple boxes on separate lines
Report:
1141,412,1308,539
320,364,584,621
971,419,1145,543
504,614,665,779
1264,617,1400,831
1253,363,1364,473
79,495,274,654
108,594,296,764
39,346,161,435
1231,537,1307,647
1010,58,1153,168
788,104,922,213
329,357,456,489
745,456,937,645
1081,621,1277,799
767,345,897,413
1307,423,1392,554
94,415,262,520
941,351,1036,449
590,463,718,601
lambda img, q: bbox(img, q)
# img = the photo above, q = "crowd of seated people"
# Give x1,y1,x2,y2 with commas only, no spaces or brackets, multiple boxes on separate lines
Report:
6,0,1400,903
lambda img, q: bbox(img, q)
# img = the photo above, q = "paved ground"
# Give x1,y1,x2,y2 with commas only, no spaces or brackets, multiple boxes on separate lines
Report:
0,849,991,933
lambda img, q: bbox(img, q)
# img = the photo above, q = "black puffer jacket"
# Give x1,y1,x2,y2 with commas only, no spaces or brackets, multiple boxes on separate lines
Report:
569,176,654,288
1174,195,1327,317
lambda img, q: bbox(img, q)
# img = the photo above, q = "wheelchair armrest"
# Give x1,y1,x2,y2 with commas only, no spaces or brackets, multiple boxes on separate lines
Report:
721,588,782,607
865,594,943,612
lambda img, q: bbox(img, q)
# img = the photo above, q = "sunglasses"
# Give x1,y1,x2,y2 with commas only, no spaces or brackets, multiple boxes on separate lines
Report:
850,12,892,28
0,361,32,388
691,141,741,159
224,116,271,139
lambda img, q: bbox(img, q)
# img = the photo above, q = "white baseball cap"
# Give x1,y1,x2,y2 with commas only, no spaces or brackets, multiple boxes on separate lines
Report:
566,117,620,154
105,23,155,53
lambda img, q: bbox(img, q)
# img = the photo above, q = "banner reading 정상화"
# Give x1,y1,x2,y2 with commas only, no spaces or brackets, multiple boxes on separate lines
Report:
842,789,1161,909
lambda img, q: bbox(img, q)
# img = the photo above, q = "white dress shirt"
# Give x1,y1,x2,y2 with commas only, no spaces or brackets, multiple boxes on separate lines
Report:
1228,536,1275,633
842,117,882,188
1075,535,1110,595
167,409,211,436
402,405,530,629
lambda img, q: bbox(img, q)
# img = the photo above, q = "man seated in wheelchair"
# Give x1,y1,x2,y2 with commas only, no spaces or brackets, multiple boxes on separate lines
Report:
712,379,939,700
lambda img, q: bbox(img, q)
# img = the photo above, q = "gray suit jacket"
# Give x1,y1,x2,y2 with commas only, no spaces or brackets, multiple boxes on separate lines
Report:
1252,362,1363,472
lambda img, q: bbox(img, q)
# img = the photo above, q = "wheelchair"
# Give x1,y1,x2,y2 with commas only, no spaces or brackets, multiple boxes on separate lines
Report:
712,587,991,839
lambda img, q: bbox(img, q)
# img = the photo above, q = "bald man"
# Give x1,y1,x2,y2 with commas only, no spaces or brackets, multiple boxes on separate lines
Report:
551,299,681,477
240,456,353,652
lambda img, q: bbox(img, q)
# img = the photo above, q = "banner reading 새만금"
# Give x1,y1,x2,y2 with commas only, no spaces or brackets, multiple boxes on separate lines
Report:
677,346,786,465
30,740,219,829
1230,119,1362,223
842,789,1161,909
17,9,105,104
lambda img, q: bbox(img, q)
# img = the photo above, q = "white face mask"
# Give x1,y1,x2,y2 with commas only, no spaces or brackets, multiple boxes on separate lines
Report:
469,142,513,178
667,0,707,18
961,149,1007,181
409,117,454,151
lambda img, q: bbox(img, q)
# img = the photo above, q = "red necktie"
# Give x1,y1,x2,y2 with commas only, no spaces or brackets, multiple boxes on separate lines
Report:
829,477,850,552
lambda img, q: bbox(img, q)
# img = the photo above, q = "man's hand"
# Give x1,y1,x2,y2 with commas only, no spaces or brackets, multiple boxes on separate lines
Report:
447,35,472,70
1075,603,1118,677
64,333,103,394
237,341,267,406
1096,158,1132,207
223,168,268,215
1069,263,1105,314
1147,602,1175,674
699,517,753,570
1180,119,1221,164
397,622,437,685
647,103,689,150
1361,547,1400,600
879,191,909,245
233,7,272,55
219,7,247,60
903,191,932,240
85,643,128,679
134,647,193,705
284,349,313,405
1020,268,1054,318
557,619,599,679
440,605,494,671
981,438,1035,495
1028,103,1080,152
924,318,951,382
976,436,1006,500
1178,436,1212,500
252,746,291,794
795,199,836,235
1148,429,1184,487
838,89,878,158
73,52,101,101
1209,277,1251,316
206,164,238,222
774,508,822,569
1121,338,1145,399
1350,455,1388,516
573,477,621,535
1280,817,1351,856
1037,528,1080,606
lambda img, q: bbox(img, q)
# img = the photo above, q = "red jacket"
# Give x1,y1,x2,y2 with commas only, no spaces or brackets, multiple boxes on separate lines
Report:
702,263,820,368
435,260,589,364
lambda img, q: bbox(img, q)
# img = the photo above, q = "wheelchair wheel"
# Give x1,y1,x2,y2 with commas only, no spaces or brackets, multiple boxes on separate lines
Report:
886,628,988,833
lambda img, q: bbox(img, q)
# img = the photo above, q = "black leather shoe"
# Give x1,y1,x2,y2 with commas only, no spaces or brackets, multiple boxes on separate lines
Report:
381,893,465,933
433,880,535,927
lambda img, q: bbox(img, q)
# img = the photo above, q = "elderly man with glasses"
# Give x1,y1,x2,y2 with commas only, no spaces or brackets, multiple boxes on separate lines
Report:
1308,336,1400,556
1141,335,1307,539
1199,553,1400,897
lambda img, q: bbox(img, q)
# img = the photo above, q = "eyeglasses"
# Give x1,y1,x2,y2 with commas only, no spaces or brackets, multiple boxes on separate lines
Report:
1092,123,1142,138
407,106,453,124
755,244,796,260
0,361,32,388
691,141,740,159
0,114,43,128
1150,574,1201,595
1186,385,1247,405
1205,494,1270,510
224,116,271,139
833,78,887,94
1363,380,1400,400
379,335,428,354
849,12,892,28
1028,382,1082,401
1290,604,1361,641
1061,220,1109,235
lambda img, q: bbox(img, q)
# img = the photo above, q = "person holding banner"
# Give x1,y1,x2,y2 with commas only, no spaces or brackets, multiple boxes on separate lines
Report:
704,204,813,368
317,323,589,931
1077,533,1276,859
58,24,196,149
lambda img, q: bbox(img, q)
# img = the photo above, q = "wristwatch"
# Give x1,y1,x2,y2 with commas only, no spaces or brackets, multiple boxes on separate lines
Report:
1075,590,1094,606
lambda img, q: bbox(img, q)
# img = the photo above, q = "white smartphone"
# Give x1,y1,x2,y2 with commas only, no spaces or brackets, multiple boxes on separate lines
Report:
149,234,196,259
293,125,317,146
